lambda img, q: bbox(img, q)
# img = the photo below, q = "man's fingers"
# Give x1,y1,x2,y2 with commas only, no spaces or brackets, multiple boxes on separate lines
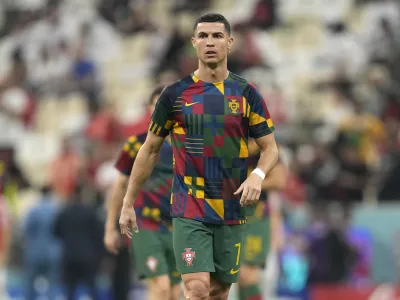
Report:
240,185,249,206
132,219,139,233
234,184,244,195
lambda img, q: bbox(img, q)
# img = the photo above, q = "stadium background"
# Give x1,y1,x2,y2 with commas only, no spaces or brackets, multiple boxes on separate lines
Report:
1,0,400,299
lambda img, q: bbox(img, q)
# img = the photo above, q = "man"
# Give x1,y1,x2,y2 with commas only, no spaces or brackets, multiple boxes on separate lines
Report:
104,85,182,300
238,140,287,300
119,13,279,300
22,186,61,300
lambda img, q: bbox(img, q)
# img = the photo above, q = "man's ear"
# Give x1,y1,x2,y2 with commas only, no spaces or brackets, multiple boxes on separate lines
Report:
191,36,196,48
228,37,234,47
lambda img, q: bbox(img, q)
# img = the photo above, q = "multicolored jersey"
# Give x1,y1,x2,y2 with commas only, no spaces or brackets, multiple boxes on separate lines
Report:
149,72,274,225
115,134,174,233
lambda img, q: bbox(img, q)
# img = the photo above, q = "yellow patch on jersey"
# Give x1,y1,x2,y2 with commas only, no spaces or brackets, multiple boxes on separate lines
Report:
239,138,249,158
205,199,224,219
249,112,266,126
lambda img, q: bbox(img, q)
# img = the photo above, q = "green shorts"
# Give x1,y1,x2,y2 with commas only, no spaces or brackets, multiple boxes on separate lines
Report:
172,217,245,284
130,229,181,285
243,217,270,267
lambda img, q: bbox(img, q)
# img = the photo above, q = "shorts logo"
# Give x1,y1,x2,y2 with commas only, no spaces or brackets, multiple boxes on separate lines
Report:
228,99,240,115
146,256,158,272
182,248,196,266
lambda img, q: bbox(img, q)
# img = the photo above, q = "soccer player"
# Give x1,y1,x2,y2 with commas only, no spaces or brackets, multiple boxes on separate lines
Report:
119,13,279,300
238,140,288,300
104,85,181,300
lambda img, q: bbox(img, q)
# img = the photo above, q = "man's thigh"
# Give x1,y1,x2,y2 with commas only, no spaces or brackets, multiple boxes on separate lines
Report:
243,218,270,267
172,217,214,275
131,229,169,280
212,223,245,284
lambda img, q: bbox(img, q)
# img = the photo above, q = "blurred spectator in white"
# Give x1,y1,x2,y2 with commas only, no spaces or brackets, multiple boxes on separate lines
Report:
362,0,400,63
49,136,83,202
29,41,73,96
0,87,33,148
315,18,367,79
22,185,61,300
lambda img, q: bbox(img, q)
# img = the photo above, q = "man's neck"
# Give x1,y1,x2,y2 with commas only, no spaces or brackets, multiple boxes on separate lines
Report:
195,61,229,83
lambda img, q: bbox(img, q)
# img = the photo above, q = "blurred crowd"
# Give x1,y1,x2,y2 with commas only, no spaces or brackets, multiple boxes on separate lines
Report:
1,0,400,298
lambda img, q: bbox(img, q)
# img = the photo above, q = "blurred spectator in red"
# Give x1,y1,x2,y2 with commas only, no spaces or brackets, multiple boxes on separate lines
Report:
85,103,122,144
49,137,83,201
250,0,278,30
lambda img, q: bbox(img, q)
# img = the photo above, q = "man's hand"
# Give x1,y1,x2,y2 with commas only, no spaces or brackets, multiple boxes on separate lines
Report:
119,204,139,239
104,228,121,255
234,173,263,206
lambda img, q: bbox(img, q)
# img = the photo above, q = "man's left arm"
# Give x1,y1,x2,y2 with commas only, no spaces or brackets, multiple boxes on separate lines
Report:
235,83,279,205
253,133,279,180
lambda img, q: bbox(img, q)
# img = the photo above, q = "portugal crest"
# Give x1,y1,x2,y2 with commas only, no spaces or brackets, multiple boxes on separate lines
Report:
182,248,196,266
228,99,240,115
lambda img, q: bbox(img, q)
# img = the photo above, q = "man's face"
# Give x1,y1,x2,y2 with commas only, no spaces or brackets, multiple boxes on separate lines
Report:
192,22,233,66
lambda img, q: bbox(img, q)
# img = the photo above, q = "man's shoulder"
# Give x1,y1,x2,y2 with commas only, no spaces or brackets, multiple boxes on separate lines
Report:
229,72,249,84
228,72,256,94
163,75,195,96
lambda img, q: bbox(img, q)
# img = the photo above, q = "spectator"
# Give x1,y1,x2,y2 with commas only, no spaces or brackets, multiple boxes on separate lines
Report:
49,136,83,202
72,47,100,115
54,185,104,300
22,186,61,300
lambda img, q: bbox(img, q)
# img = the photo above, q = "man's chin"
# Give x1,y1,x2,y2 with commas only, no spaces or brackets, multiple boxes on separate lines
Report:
201,58,222,68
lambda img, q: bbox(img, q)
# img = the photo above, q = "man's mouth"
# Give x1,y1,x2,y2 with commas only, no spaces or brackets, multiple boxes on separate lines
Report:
206,50,217,56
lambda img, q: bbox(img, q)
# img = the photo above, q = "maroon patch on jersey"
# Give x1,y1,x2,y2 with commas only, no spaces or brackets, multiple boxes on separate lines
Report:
184,194,205,220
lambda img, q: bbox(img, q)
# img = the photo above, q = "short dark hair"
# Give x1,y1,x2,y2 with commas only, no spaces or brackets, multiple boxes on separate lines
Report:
193,13,231,35
147,84,166,106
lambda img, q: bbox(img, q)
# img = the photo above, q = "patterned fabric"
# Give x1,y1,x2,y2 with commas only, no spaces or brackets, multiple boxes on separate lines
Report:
149,72,274,225
115,133,174,232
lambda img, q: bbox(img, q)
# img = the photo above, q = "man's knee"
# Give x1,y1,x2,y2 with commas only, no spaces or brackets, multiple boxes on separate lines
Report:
149,275,171,296
239,265,259,286
183,273,210,299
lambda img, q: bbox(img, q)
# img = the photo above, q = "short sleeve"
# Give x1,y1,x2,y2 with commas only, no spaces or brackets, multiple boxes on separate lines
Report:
149,87,174,137
247,83,275,138
115,136,143,176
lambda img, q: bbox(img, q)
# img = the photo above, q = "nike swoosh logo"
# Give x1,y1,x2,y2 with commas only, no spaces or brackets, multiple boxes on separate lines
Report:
184,102,199,107
230,268,240,275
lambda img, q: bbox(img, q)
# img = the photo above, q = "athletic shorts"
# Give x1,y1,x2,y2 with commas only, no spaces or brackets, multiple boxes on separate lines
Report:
243,217,270,267
130,229,181,285
172,217,245,284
